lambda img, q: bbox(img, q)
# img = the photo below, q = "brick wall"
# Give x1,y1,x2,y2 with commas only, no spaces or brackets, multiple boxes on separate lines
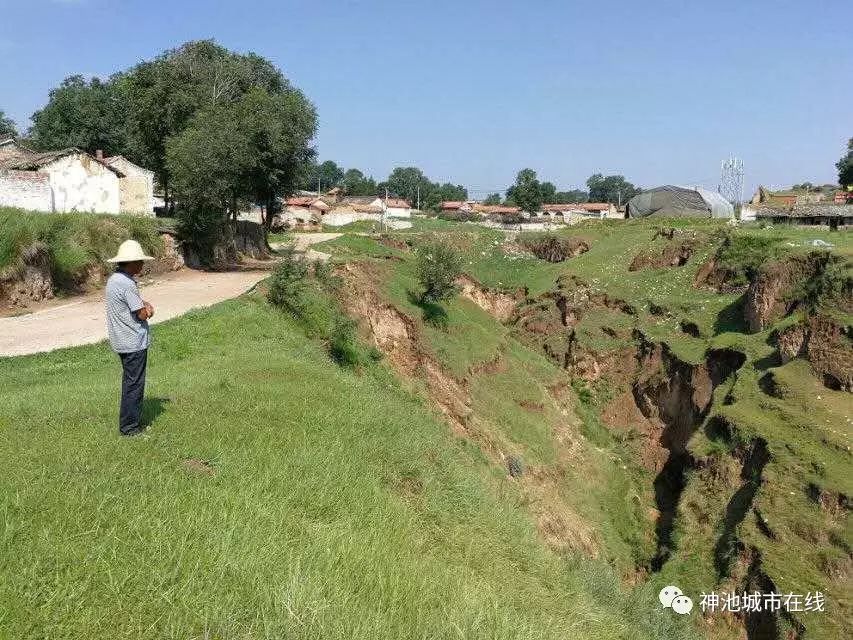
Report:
0,170,53,212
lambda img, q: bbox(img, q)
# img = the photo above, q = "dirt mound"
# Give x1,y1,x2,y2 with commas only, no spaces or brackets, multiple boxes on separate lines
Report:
457,275,523,322
775,315,853,391
0,242,54,308
629,239,696,271
520,235,589,263
744,251,842,332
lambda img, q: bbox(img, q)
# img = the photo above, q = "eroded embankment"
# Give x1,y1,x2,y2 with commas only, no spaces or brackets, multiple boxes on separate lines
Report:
335,261,599,556
630,335,746,570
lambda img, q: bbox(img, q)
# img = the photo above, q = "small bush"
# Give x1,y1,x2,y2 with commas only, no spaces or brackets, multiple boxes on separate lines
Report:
267,247,308,313
313,259,341,289
499,213,524,225
437,210,480,223
329,316,366,368
415,241,462,304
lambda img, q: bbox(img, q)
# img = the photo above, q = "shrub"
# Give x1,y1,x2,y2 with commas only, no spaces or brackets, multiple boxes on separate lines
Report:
175,207,224,266
313,259,341,289
267,247,308,313
328,316,365,368
415,241,462,304
499,213,524,225
437,210,480,223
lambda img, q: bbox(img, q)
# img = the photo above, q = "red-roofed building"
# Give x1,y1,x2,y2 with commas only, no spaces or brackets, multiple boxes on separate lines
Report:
541,202,619,219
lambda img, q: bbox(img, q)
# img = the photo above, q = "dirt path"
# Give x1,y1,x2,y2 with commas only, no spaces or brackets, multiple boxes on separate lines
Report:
271,232,342,262
0,269,269,357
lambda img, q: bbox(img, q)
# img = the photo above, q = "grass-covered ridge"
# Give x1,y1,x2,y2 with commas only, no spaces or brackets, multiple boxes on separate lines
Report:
0,291,691,639
0,207,164,294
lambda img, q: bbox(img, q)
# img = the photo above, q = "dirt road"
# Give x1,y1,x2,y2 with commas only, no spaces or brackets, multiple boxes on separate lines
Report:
0,233,342,358
0,269,269,357
271,232,341,262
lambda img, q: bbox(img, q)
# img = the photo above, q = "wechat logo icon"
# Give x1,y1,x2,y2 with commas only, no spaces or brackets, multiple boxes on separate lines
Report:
659,585,693,615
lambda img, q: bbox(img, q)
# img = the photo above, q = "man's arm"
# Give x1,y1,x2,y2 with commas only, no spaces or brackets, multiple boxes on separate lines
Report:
136,301,154,321
124,284,153,321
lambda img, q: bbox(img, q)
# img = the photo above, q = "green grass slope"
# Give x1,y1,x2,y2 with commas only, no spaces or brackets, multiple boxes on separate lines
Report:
0,293,692,639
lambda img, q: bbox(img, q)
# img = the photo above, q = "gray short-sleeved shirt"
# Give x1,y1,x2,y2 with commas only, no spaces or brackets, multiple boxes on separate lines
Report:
105,271,150,353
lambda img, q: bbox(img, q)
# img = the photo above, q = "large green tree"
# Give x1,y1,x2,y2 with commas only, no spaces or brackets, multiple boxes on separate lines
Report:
539,181,557,203
302,160,344,192
167,86,317,254
341,169,378,196
553,189,588,204
381,167,432,206
483,193,502,205
837,138,853,188
0,110,18,138
586,173,640,205
123,40,295,208
28,75,127,154
507,169,543,213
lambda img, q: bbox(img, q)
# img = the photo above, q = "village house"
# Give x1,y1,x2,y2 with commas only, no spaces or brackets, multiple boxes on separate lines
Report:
752,203,852,231
541,202,620,220
101,152,155,215
441,201,473,213
384,198,412,217
0,139,126,214
470,203,521,215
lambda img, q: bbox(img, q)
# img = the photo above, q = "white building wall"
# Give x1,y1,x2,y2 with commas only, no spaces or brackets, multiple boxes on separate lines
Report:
0,171,53,212
385,206,411,218
323,212,381,227
108,157,155,214
43,154,121,214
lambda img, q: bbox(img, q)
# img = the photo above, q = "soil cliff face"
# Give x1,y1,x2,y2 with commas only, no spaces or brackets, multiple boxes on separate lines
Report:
775,315,853,391
744,252,834,332
629,239,696,271
456,275,523,322
0,242,54,307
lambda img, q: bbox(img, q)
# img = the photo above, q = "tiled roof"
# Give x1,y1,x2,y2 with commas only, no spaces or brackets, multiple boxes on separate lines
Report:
385,198,411,209
0,147,125,176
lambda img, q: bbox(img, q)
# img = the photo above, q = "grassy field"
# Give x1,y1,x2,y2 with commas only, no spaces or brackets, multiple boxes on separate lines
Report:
0,290,692,639
314,217,852,640
2,214,848,639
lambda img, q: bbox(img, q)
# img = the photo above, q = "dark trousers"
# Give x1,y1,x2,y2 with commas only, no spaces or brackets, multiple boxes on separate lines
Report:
118,349,148,435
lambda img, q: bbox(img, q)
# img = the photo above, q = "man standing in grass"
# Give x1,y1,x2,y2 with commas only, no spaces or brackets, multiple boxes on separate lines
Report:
105,240,155,437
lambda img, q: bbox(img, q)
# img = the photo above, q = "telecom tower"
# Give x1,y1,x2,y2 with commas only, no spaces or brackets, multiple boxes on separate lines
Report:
719,156,744,205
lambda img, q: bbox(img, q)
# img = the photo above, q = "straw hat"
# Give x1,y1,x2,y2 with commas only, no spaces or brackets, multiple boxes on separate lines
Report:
107,240,154,263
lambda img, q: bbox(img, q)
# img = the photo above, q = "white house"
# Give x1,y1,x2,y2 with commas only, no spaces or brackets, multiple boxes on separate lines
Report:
384,198,412,218
0,140,124,214
103,154,155,215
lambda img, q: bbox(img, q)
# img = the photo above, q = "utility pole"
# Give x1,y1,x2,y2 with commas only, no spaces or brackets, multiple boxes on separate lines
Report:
383,186,389,232
416,185,420,211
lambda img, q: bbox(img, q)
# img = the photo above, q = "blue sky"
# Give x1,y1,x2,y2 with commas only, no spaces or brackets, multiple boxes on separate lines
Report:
1,0,851,196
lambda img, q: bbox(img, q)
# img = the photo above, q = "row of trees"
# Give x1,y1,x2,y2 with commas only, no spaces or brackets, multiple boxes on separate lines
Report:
298,160,468,210
6,41,318,261
496,169,640,213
